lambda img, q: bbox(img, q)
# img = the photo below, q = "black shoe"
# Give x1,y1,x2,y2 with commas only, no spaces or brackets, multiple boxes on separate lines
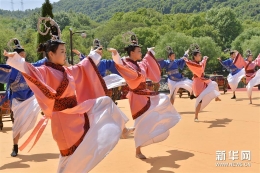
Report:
190,95,196,100
11,144,18,157
231,96,236,99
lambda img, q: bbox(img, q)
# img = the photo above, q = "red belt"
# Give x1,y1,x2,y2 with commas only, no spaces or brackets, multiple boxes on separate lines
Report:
246,70,255,73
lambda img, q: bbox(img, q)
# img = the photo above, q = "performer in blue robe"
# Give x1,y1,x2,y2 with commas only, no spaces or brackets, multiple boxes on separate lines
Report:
158,47,193,104
80,53,120,77
0,38,47,157
218,50,245,99
73,39,121,77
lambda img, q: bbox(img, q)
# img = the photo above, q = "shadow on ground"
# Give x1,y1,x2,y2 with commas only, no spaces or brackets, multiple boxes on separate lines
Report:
179,111,209,115
202,118,233,128
0,153,59,170
143,150,194,173
0,126,12,133
236,97,260,102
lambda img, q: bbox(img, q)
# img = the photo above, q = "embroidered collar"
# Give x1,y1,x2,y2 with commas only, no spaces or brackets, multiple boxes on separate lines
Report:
22,61,69,100
45,62,65,72
125,58,138,65
193,60,200,64
124,58,141,72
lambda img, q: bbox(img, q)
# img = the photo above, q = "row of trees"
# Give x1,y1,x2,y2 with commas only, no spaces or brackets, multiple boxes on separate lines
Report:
51,0,260,22
1,0,259,22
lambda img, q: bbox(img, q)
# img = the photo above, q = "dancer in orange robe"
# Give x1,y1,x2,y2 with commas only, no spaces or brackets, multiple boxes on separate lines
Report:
184,48,221,122
107,34,181,159
232,50,260,104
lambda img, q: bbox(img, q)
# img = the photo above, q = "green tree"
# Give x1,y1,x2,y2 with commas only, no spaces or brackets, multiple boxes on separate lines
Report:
54,11,71,31
0,16,19,63
108,27,160,58
25,12,41,30
37,0,54,59
185,25,220,44
95,21,146,49
107,34,125,56
21,29,38,62
132,27,160,55
241,36,260,58
231,28,260,54
206,7,243,49
155,31,193,59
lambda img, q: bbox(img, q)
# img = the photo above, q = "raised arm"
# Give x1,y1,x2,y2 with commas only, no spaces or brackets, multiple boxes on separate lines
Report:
67,51,107,103
254,54,260,67
139,48,161,82
73,49,101,66
109,48,140,82
67,51,102,74
176,51,189,70
5,52,27,73
184,58,205,77
158,59,169,69
32,57,48,67
4,51,56,116
176,58,186,70
79,54,85,61
233,53,247,69
218,58,231,71
201,56,208,71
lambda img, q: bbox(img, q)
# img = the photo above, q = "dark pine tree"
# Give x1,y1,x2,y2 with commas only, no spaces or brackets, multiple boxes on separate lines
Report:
37,0,54,59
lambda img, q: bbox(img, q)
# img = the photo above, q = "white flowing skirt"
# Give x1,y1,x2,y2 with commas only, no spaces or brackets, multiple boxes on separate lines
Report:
227,68,245,92
12,95,41,139
246,69,260,98
168,78,193,99
134,94,181,148
103,74,126,89
195,81,220,111
57,96,128,173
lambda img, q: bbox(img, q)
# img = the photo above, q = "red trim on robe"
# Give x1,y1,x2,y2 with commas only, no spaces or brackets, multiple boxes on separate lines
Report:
22,62,69,100
88,57,109,95
233,53,240,64
60,113,90,156
132,98,151,120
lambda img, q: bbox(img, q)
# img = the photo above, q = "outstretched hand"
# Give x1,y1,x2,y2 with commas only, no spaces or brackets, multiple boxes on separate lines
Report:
203,56,209,60
233,50,239,56
3,50,16,58
185,49,189,55
217,57,221,61
147,47,155,52
72,49,81,56
107,48,117,55
93,47,102,56
183,57,188,61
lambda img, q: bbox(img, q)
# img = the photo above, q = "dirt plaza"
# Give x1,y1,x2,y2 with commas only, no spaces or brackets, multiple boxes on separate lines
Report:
0,90,259,173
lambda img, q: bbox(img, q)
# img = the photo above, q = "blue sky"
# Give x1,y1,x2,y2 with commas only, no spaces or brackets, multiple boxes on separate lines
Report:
0,0,60,11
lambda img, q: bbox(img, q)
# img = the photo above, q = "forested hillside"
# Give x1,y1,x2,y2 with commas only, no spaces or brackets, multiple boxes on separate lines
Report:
1,0,260,22
52,0,260,22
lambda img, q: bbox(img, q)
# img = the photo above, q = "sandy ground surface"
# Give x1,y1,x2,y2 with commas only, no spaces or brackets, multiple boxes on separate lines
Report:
0,90,259,173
